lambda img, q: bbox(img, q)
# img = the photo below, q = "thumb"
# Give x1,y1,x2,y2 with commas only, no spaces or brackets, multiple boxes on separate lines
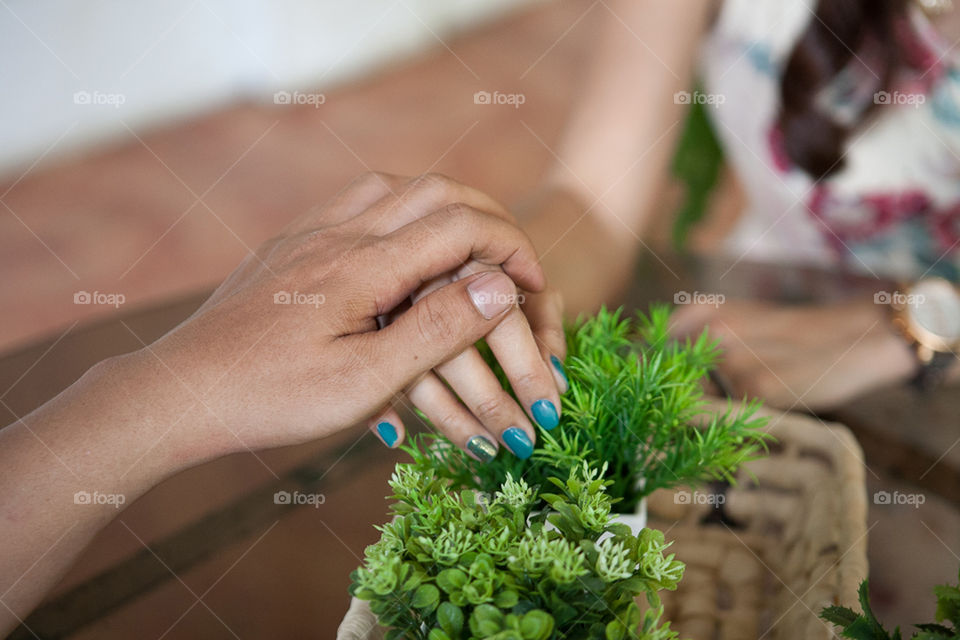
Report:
361,271,519,389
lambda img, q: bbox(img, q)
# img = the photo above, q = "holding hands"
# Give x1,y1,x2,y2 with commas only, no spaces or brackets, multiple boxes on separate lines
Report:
150,172,566,459
0,173,565,631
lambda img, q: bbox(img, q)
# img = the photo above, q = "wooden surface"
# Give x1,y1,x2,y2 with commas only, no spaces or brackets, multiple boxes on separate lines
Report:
0,1,590,355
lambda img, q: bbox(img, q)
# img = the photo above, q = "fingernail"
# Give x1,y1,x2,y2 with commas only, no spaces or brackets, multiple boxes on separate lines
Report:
467,272,517,319
550,355,568,394
502,427,533,459
376,422,398,448
531,399,559,430
466,435,497,463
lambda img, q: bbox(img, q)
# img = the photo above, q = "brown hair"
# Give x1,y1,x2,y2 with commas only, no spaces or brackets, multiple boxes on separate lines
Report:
776,0,911,179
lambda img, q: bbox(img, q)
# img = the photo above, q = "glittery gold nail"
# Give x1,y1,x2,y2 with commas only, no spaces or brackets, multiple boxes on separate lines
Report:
466,435,497,462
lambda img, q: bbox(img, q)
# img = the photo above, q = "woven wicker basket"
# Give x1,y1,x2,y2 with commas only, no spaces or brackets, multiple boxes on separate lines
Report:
337,403,868,640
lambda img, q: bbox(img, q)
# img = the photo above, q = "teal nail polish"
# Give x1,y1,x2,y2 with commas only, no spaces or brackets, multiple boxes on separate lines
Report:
531,399,559,430
550,355,568,392
502,427,533,459
376,422,398,448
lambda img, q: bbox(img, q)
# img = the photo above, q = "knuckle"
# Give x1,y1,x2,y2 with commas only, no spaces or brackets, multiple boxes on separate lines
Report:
414,293,460,344
508,369,542,395
434,410,466,430
537,326,567,354
439,201,475,220
435,202,483,236
472,395,507,424
408,172,454,197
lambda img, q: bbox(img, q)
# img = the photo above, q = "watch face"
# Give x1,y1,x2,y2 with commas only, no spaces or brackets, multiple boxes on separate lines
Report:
908,278,960,345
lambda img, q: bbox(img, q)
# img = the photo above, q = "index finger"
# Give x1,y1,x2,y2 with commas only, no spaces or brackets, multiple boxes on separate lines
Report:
356,204,545,316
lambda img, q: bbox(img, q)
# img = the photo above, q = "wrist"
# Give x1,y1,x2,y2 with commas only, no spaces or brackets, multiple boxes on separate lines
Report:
0,349,222,626
94,349,227,479
0,351,214,528
521,185,641,315
886,278,960,389
861,299,920,385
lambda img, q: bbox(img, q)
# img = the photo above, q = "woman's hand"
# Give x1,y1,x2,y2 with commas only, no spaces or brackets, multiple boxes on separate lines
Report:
365,192,569,461
371,276,566,461
670,298,917,411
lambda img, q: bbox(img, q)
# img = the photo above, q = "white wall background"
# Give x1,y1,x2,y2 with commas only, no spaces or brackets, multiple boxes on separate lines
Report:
0,0,535,175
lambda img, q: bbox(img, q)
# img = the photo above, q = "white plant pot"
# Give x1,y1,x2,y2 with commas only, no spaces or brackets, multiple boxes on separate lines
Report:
609,476,648,534
611,497,647,534
535,495,647,537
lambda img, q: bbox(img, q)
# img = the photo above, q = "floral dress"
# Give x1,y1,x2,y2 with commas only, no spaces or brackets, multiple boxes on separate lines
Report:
701,0,960,282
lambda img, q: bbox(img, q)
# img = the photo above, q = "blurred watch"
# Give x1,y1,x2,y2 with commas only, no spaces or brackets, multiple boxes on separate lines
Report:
890,277,960,390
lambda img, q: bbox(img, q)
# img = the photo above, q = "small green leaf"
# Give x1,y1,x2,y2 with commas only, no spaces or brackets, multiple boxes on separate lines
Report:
840,617,887,640
604,523,632,538
470,604,505,636
411,584,439,610
914,622,954,636
605,620,626,640
437,569,468,593
437,602,464,636
820,605,859,627
519,610,554,640
933,584,960,625
494,589,519,608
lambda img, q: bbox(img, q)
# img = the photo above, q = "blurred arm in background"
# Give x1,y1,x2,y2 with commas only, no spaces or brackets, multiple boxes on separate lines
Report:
523,0,714,316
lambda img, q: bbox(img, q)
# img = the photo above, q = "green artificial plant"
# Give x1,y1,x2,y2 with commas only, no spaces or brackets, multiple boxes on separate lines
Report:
405,306,770,514
821,571,960,640
350,461,684,640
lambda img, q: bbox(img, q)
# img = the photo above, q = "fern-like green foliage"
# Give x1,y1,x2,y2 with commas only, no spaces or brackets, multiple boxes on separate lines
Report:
821,571,960,640
405,306,770,513
350,461,683,640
